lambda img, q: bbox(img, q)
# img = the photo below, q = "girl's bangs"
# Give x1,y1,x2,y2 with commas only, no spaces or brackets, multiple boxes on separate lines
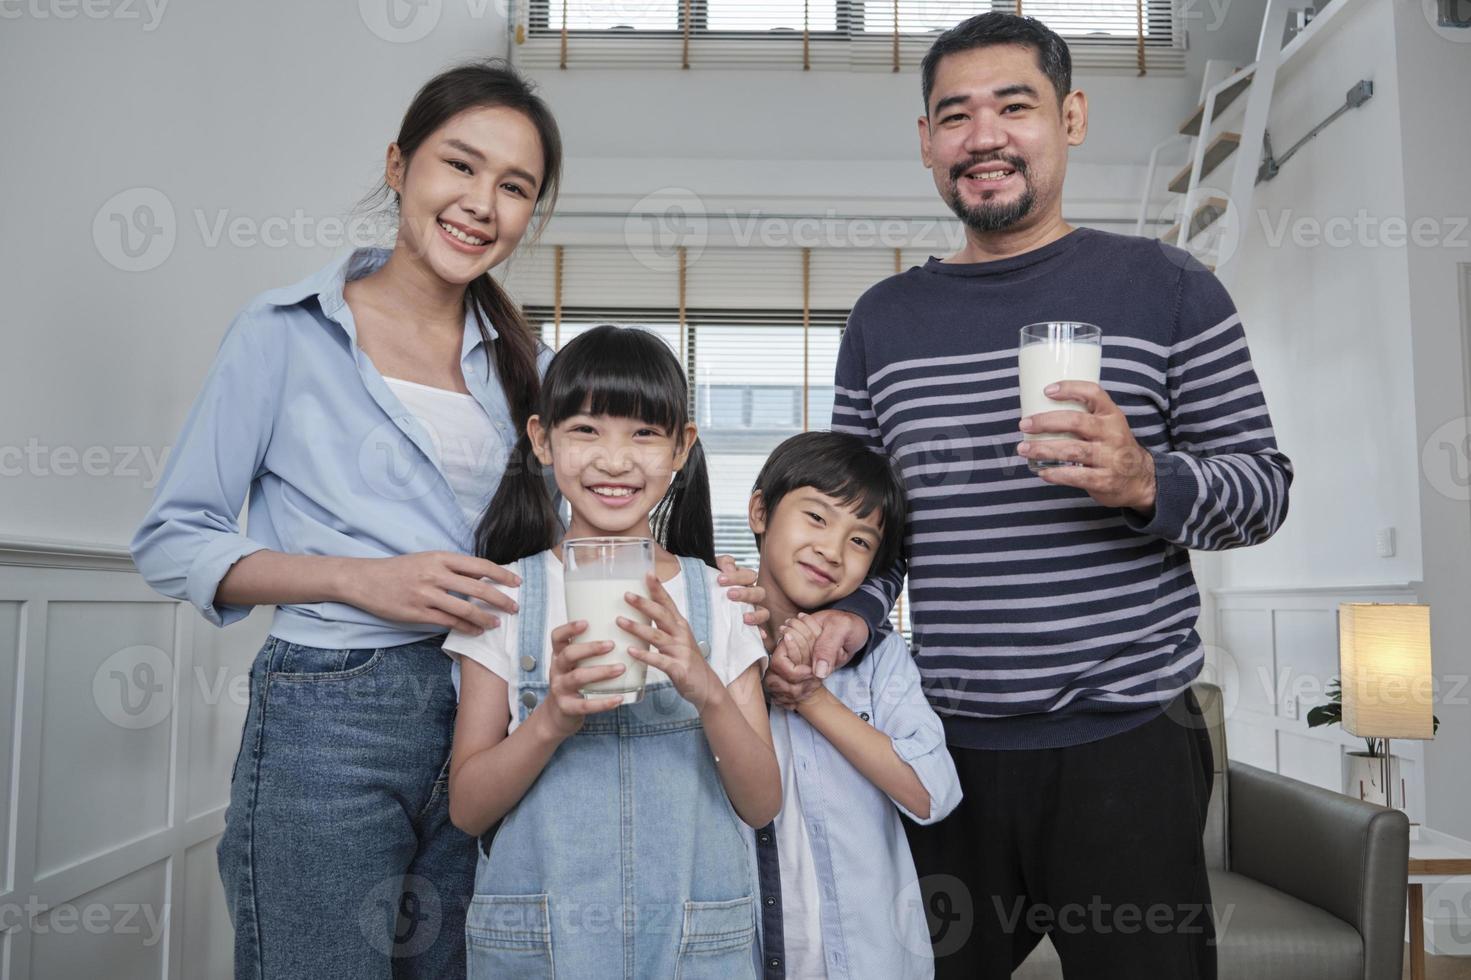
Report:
543,328,687,433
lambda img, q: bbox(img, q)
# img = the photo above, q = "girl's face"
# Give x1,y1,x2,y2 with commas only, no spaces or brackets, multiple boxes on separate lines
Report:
529,412,698,539
387,105,545,286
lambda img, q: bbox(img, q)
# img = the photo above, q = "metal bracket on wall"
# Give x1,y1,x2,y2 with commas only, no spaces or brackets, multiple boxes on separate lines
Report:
1257,79,1374,183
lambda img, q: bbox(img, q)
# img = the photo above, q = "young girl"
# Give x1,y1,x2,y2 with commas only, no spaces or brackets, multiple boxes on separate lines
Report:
444,325,781,979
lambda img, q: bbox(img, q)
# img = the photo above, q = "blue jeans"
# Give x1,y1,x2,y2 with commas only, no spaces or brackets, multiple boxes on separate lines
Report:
219,635,476,979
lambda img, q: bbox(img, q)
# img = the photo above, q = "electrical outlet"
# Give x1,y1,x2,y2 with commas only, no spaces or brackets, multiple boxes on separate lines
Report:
1376,527,1396,558
1283,696,1299,720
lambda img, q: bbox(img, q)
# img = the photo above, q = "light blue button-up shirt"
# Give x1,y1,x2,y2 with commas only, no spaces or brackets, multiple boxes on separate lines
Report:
130,247,552,649
768,630,963,980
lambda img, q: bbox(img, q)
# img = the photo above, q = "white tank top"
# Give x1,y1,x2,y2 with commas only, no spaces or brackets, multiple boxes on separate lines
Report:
382,377,500,527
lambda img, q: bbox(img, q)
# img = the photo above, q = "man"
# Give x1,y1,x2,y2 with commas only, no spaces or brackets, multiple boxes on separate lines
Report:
764,12,1292,979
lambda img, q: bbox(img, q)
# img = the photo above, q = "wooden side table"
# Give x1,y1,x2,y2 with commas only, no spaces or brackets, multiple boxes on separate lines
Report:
1407,828,1471,980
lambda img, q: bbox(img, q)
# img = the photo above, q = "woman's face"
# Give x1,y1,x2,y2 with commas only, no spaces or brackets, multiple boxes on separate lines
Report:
388,105,546,285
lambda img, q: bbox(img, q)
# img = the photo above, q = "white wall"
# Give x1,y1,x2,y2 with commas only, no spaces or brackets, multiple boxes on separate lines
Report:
1222,0,1422,591
1391,0,1471,865
1219,0,1471,935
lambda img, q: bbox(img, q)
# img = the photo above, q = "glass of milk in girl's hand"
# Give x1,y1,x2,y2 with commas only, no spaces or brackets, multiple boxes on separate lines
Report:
1018,322,1103,472
563,537,655,703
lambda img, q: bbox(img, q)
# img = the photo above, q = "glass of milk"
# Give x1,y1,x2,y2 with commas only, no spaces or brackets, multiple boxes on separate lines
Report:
563,536,655,703
1018,322,1103,472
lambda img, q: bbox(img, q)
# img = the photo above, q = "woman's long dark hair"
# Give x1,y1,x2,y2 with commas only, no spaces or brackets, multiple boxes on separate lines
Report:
359,59,562,435
475,326,715,567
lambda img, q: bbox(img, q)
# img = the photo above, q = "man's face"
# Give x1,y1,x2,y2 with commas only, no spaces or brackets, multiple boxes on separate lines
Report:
918,43,1087,236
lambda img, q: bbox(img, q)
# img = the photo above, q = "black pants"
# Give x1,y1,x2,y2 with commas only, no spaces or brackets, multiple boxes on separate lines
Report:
904,690,1217,979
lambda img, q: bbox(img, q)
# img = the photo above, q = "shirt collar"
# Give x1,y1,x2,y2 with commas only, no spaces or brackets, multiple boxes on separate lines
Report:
263,247,498,360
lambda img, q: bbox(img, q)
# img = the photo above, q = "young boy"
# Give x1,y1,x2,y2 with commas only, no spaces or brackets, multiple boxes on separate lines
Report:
748,431,962,980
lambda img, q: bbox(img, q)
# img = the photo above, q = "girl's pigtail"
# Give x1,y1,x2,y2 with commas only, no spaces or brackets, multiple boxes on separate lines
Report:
474,432,560,565
651,437,716,567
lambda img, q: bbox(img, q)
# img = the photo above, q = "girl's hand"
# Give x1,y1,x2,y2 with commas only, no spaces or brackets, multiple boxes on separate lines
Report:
540,620,627,738
618,572,723,712
345,552,519,634
765,613,827,709
716,555,769,630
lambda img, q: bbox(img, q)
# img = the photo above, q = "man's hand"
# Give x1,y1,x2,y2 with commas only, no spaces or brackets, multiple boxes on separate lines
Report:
763,613,825,710
1017,381,1157,515
716,554,770,631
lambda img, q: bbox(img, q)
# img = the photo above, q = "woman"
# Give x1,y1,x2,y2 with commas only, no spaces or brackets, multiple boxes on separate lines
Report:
131,61,765,980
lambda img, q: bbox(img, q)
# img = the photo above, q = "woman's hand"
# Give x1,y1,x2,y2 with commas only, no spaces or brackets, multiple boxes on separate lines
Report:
716,555,769,630
618,572,724,712
343,552,520,634
539,620,628,739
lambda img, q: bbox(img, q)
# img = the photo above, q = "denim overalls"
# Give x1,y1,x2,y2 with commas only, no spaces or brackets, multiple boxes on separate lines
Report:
466,551,760,979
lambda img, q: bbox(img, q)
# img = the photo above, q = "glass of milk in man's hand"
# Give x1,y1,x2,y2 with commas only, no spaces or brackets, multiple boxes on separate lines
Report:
563,537,654,704
1018,322,1103,472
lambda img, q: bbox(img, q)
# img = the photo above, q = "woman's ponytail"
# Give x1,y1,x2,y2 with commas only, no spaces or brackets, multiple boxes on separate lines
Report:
651,437,715,567
474,431,560,565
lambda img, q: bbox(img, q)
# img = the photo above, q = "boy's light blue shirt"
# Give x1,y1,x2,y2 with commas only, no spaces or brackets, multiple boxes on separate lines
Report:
770,630,963,979
130,247,553,649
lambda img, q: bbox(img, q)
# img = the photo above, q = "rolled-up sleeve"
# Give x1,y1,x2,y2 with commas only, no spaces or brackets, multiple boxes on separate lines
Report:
129,310,278,626
868,634,962,825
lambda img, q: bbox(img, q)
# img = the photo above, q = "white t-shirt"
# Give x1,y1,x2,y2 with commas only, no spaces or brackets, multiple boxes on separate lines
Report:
443,554,769,734
770,708,829,979
382,376,500,527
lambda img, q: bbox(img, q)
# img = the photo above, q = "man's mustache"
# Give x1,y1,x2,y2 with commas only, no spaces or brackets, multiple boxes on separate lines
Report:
948,154,1029,183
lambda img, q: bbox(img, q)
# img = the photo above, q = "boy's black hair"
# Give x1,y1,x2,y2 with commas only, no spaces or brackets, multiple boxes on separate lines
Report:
751,431,908,576
475,325,714,566
921,12,1073,113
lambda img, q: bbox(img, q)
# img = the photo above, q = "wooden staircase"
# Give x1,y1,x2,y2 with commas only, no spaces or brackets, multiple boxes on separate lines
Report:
1135,0,1324,289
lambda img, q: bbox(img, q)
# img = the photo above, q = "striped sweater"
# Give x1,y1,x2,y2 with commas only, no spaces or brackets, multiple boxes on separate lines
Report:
832,227,1292,750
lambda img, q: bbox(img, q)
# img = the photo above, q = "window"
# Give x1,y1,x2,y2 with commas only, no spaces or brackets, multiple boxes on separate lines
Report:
518,0,1182,73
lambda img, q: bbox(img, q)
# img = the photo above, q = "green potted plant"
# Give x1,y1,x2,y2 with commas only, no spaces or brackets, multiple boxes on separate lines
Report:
1307,677,1439,805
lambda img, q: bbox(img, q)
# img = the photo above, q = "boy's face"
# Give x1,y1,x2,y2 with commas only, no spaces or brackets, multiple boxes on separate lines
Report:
749,486,885,611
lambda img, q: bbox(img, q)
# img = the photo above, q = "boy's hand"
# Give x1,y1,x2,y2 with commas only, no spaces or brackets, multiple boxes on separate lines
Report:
765,613,827,709
807,609,869,679
619,572,723,712
716,555,770,630
542,620,628,738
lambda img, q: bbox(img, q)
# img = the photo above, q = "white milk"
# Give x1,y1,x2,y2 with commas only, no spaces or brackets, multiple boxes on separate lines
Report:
1018,340,1102,443
563,577,651,699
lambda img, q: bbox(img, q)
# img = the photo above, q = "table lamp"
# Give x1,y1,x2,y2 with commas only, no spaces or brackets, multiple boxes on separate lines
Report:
1338,602,1434,811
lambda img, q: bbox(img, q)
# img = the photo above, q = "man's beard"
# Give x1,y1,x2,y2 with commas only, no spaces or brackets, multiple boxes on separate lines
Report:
944,154,1036,233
